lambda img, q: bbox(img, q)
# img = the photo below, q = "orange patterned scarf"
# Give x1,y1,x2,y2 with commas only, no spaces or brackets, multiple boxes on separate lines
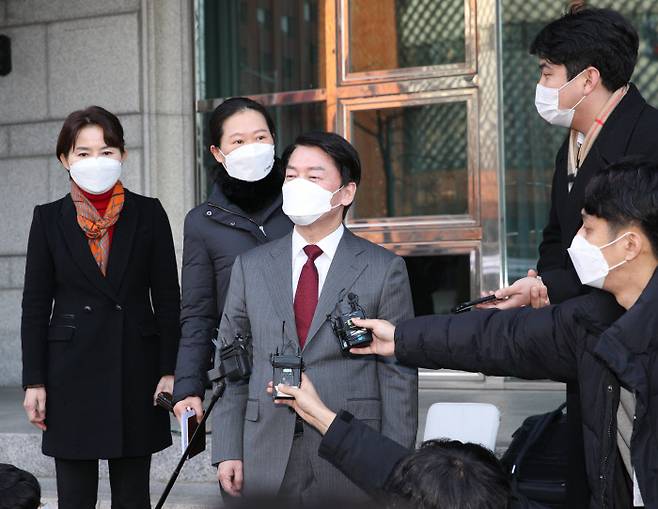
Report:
70,181,125,276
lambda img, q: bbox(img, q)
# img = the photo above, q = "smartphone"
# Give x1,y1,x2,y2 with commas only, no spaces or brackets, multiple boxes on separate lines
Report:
451,294,500,314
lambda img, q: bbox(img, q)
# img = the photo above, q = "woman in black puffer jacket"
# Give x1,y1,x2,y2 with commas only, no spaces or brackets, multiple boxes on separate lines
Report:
172,98,292,418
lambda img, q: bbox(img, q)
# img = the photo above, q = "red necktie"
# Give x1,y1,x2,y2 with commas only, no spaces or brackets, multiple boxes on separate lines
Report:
294,245,323,349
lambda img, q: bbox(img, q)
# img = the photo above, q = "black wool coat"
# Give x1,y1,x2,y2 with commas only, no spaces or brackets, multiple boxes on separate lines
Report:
538,83,658,303
172,183,292,402
21,190,181,459
394,272,658,509
536,83,658,506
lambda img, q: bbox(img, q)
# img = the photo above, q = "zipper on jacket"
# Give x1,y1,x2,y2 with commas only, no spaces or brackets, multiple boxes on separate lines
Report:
600,384,616,509
207,202,267,237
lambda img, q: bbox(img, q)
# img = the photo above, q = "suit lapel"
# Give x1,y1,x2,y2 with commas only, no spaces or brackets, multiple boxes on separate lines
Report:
304,230,368,351
59,195,117,301
106,192,138,293
263,234,299,344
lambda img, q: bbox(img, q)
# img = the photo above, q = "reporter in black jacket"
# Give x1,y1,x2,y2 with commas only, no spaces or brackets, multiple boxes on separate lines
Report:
21,106,181,509
275,159,658,509
483,9,658,505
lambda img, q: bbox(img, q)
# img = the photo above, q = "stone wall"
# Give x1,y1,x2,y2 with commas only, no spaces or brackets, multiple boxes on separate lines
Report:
0,0,196,385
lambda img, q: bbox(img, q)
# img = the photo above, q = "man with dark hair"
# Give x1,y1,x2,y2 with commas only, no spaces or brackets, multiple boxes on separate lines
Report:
483,7,658,505
212,131,418,504
347,159,658,507
0,464,41,509
386,440,510,509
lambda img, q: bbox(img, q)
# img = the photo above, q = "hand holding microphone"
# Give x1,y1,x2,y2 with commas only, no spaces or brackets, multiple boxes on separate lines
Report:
348,318,396,357
267,373,337,435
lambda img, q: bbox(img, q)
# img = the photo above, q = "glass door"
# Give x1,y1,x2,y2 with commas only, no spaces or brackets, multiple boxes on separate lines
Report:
195,0,505,387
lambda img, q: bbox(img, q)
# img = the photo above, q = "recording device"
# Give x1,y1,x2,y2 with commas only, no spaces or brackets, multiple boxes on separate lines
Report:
206,331,252,384
451,294,500,314
270,322,303,400
328,292,372,352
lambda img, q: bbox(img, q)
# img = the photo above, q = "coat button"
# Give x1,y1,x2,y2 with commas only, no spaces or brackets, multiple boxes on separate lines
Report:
115,304,122,311
230,221,236,226
83,305,92,313
206,210,212,216
607,385,613,392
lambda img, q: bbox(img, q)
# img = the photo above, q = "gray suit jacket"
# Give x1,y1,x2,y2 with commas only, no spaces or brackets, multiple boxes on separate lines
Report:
211,228,418,497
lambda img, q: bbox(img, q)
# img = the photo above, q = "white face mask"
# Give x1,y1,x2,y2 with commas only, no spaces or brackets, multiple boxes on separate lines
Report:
219,143,275,182
69,157,122,194
535,69,587,128
567,232,630,289
282,178,343,226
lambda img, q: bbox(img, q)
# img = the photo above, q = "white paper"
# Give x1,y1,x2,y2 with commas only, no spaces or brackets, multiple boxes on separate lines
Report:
633,470,644,507
181,408,196,456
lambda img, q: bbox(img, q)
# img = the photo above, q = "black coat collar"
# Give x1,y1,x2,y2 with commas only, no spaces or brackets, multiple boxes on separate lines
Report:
592,267,658,401
59,190,139,300
206,182,284,230
563,83,648,240
105,191,138,294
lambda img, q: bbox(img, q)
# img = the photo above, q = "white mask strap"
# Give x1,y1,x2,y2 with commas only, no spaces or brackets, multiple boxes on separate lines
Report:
600,231,632,250
558,69,589,111
329,185,345,210
608,259,627,271
558,68,588,91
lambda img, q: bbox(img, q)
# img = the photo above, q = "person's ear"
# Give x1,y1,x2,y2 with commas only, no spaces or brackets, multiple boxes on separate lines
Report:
59,154,70,171
623,231,643,262
583,67,601,95
121,148,128,163
338,182,357,207
210,145,225,165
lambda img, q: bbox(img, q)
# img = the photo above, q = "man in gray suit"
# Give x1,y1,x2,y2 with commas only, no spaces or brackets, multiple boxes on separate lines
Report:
212,131,418,504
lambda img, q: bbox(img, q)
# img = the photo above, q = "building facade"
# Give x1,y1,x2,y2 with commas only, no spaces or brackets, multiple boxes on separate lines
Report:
1,0,657,389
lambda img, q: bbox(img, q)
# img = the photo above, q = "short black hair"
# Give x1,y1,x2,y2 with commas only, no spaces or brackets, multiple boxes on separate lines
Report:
584,157,658,257
209,97,276,146
281,131,362,187
56,106,125,160
385,439,510,509
0,464,41,509
530,7,639,91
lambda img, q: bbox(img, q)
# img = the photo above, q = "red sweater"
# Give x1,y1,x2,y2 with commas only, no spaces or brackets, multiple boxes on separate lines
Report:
81,188,116,247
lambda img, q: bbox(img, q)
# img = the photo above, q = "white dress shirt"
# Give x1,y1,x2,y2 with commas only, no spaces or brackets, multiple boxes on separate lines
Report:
292,224,345,298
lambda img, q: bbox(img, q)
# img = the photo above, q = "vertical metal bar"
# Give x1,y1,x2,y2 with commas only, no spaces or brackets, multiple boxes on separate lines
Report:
476,0,505,292
323,0,338,131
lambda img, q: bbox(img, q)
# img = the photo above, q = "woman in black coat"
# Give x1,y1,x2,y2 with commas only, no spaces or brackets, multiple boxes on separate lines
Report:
21,106,181,509
172,98,292,418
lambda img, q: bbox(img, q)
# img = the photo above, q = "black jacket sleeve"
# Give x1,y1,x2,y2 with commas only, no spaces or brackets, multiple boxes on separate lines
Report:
394,305,585,383
21,206,55,386
318,410,412,495
150,199,181,376
173,211,217,401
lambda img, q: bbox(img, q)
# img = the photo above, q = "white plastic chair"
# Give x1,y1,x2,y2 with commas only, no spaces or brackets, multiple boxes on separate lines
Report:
423,402,501,451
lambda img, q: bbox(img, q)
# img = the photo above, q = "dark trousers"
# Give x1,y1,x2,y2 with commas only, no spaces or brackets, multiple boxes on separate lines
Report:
55,456,151,509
